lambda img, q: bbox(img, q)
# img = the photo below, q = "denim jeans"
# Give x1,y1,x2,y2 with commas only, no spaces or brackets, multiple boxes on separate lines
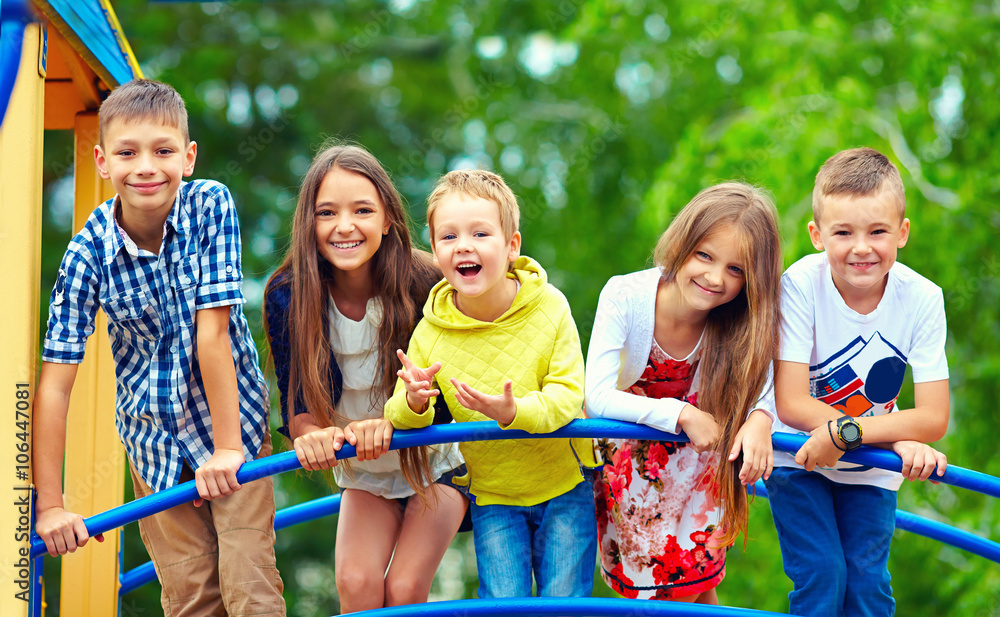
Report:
470,478,596,598
764,467,896,617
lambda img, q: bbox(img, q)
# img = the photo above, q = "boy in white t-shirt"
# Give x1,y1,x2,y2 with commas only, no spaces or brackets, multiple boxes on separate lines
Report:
765,147,949,617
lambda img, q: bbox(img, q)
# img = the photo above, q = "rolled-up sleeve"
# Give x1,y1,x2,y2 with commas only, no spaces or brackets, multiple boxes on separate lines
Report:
196,183,244,309
43,248,100,364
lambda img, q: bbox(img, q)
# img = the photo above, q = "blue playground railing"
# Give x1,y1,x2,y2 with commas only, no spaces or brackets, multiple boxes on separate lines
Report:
117,471,1000,596
31,419,1000,613
353,597,788,616
0,0,33,125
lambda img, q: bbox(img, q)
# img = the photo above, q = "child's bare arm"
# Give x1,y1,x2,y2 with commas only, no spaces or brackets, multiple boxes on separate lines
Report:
780,359,950,471
777,360,854,470
33,362,104,555
856,379,949,445
194,306,245,504
774,360,843,431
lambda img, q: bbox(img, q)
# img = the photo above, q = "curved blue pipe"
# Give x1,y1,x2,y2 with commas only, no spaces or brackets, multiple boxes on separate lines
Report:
0,0,34,126
118,561,155,596
752,482,1000,563
35,420,676,559
32,419,1000,559
348,597,788,616
770,433,1000,499
119,476,1000,597
118,493,344,594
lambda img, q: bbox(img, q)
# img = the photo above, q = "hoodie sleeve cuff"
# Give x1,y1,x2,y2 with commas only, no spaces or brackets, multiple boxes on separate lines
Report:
385,391,436,429
501,396,540,432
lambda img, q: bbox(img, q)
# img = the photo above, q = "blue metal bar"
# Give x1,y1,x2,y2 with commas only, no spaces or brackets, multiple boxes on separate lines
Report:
31,553,43,617
893,510,1000,563
32,419,1000,560
274,493,342,529
753,481,1000,563
117,494,344,595
118,560,154,596
0,0,33,126
770,433,1000,499
35,420,666,559
349,597,788,616
30,489,43,617
115,424,1000,597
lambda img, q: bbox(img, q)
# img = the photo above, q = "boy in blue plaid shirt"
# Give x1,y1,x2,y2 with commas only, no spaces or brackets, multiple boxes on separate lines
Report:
33,79,285,616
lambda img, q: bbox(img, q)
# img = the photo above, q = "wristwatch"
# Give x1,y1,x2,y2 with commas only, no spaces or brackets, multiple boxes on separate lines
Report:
835,415,863,451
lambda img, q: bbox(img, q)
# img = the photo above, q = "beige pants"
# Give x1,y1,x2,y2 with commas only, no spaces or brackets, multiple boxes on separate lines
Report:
129,435,285,617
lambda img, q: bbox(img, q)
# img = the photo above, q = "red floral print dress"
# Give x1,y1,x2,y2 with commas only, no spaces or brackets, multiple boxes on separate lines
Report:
592,338,726,600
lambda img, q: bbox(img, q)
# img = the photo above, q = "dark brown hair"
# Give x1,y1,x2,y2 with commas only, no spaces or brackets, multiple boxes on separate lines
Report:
99,78,189,145
264,143,440,500
653,181,782,546
813,147,905,222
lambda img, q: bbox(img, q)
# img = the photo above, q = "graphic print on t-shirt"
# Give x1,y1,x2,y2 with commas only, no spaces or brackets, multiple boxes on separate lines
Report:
810,332,907,418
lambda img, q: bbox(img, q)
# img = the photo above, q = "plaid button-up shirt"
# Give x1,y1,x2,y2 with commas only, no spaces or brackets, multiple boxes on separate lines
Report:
43,180,269,492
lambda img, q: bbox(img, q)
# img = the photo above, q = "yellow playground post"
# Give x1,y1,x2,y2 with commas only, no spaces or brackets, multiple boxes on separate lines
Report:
0,1,141,615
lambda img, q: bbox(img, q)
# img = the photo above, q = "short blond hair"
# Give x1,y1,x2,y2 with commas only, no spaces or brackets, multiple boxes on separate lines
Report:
813,147,905,222
99,79,189,146
426,170,520,242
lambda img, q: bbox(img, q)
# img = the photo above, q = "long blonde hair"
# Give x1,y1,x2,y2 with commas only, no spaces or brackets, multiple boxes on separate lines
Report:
264,143,440,501
653,181,781,546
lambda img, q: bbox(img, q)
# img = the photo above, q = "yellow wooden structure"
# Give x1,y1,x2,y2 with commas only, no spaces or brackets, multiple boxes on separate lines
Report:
0,1,141,614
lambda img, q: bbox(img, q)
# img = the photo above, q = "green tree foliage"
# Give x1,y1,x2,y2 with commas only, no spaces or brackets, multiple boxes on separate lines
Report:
38,0,1000,614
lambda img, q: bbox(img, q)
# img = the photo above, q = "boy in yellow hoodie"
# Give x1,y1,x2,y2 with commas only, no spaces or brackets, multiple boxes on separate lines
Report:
385,169,597,598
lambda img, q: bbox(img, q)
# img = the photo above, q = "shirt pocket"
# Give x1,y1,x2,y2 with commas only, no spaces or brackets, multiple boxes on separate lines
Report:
174,254,200,326
105,290,161,341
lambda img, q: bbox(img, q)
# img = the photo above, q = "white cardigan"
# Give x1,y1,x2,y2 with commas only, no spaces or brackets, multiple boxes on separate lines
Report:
584,268,774,434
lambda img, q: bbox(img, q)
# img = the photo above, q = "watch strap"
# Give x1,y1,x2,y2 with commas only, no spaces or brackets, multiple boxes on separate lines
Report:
827,420,847,452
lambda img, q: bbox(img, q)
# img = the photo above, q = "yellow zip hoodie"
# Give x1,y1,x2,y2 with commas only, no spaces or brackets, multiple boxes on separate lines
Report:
385,256,597,506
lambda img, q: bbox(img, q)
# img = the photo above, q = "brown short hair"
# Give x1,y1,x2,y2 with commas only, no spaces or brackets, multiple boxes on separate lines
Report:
99,79,189,145
812,147,905,222
426,170,520,242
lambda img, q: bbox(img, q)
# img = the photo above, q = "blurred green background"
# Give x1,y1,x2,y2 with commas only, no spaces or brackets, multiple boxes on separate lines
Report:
36,0,1000,614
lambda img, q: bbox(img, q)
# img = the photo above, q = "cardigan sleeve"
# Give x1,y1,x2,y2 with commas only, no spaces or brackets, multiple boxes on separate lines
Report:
264,282,309,437
584,274,686,434
747,362,776,424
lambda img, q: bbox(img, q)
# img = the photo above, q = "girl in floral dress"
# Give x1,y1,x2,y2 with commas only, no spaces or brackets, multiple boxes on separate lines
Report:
586,182,782,603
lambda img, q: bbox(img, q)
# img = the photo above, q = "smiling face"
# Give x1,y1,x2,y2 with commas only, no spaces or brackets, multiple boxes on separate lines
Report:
95,118,196,219
313,166,390,276
808,191,909,311
430,191,521,319
671,223,748,316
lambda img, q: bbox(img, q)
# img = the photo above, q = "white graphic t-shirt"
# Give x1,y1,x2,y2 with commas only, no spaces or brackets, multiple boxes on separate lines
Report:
773,253,949,491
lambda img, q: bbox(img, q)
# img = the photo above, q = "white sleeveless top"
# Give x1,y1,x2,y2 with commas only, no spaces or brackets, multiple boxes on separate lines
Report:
328,296,463,498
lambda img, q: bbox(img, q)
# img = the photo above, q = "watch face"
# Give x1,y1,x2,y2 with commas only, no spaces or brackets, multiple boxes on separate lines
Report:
841,423,861,442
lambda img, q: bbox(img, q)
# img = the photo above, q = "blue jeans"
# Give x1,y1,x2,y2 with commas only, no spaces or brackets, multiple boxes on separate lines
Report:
471,479,596,598
764,467,896,617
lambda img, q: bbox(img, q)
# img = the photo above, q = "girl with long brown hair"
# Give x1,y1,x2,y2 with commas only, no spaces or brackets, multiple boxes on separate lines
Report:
263,144,467,613
585,182,781,604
